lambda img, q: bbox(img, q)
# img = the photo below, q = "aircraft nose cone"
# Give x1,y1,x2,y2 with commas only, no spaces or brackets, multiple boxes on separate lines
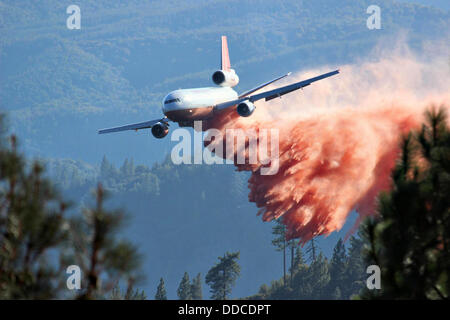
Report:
162,91,180,113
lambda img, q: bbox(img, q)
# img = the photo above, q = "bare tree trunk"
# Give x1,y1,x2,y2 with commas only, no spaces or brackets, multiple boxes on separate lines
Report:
290,243,294,284
312,238,316,261
283,237,286,285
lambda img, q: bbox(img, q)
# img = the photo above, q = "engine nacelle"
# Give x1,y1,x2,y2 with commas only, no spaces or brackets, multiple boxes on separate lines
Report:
151,122,169,139
236,101,256,117
212,69,239,87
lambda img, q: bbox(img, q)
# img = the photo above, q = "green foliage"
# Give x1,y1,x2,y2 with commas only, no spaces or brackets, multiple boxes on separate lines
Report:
290,247,305,275
63,184,143,299
191,273,203,300
177,272,192,300
0,116,145,299
306,253,331,299
2,0,448,161
360,106,450,300
34,154,264,299
155,278,167,300
272,220,302,286
247,237,366,300
305,238,318,263
271,221,287,252
345,233,365,299
110,285,146,300
271,220,288,284
0,116,68,299
327,239,347,299
205,251,241,300
98,156,160,195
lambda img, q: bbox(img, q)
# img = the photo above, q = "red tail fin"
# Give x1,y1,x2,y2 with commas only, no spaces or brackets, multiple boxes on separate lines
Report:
221,35,231,71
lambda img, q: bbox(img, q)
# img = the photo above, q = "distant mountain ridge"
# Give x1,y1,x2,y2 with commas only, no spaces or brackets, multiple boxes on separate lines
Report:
40,155,358,299
0,0,448,163
1,0,446,299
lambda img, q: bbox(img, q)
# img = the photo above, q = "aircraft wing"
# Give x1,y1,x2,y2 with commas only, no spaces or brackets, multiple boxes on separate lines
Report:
98,118,166,134
238,72,291,98
215,69,339,111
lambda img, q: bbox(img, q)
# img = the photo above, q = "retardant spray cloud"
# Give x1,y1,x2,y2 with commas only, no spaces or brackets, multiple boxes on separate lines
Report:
204,40,450,244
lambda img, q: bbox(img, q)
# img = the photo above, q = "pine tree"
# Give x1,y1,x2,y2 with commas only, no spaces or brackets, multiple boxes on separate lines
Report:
327,239,347,299
288,240,297,284
305,238,318,263
64,184,143,299
290,247,305,275
177,272,192,300
0,116,144,299
155,278,167,300
191,273,203,300
110,285,146,300
271,220,287,285
344,233,365,299
0,129,68,299
250,237,367,300
120,158,135,177
205,251,240,300
257,284,270,299
360,106,450,299
290,247,311,299
100,155,117,182
100,155,110,179
307,252,330,299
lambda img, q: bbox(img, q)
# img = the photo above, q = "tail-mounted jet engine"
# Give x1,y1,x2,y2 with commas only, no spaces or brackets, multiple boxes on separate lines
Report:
236,101,256,117
212,69,239,87
151,122,169,139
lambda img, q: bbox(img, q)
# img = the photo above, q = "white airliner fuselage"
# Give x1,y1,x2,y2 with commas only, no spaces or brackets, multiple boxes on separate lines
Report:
162,87,238,126
98,36,339,138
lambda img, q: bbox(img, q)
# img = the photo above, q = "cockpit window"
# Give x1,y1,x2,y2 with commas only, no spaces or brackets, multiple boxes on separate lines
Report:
164,98,181,104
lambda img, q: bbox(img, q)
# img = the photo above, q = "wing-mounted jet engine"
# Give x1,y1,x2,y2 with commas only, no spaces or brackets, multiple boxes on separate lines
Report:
236,100,255,117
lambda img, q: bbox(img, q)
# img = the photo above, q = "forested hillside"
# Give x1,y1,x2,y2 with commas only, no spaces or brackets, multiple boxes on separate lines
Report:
39,155,358,298
1,0,448,163
1,0,448,299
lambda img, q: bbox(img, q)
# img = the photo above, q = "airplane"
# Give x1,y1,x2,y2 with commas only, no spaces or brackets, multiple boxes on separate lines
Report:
98,36,339,138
